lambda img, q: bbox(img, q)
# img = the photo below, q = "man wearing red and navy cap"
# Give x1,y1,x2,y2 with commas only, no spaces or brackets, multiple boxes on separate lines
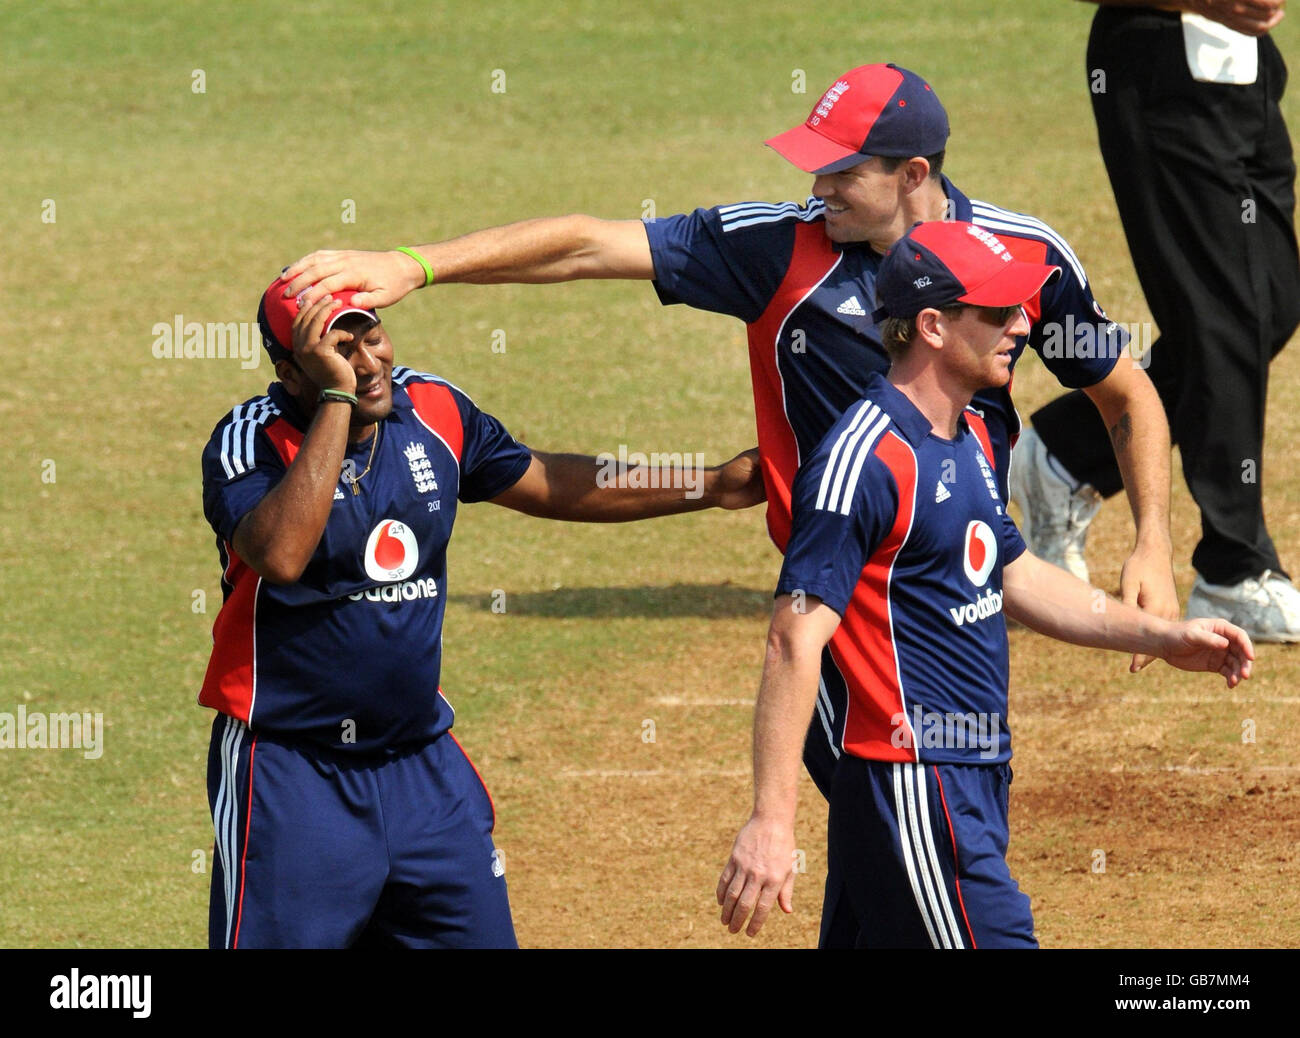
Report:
714,221,1253,948
277,63,1175,799
198,276,763,948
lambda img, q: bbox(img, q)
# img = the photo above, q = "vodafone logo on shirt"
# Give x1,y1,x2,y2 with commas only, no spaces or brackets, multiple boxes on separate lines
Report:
949,521,1003,628
364,519,420,582
963,520,997,587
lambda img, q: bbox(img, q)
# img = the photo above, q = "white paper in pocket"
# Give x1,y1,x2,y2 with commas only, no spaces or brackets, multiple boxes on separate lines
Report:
1181,13,1259,84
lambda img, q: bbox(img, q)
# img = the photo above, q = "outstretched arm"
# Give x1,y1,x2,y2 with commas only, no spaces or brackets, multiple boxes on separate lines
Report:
281,215,655,310
717,595,841,937
488,447,764,521
1003,551,1254,686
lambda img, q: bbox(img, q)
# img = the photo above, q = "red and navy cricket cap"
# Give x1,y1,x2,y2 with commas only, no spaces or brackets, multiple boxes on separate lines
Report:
872,221,1061,322
765,64,950,174
257,274,378,360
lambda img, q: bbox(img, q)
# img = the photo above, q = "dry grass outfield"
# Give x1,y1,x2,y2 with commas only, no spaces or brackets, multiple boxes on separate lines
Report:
2,0,1297,947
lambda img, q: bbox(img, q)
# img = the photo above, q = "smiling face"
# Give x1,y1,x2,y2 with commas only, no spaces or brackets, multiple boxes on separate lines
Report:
277,314,395,439
811,155,941,250
342,317,395,428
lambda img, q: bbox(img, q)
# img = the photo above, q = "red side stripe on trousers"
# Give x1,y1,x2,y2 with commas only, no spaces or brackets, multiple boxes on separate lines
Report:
232,736,257,949
932,766,977,949
448,730,496,830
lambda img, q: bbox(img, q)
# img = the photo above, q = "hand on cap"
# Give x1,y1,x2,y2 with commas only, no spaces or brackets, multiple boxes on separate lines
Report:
280,249,425,311
292,294,357,395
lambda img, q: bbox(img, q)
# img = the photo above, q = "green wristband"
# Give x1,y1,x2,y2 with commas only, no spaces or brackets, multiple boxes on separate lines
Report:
396,246,435,288
318,388,358,407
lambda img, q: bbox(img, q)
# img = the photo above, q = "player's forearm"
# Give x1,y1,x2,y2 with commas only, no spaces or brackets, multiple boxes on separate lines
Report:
750,658,819,826
751,599,838,823
717,600,832,939
414,214,654,284
232,403,351,583
1086,371,1172,553
494,450,755,521
1003,552,1173,655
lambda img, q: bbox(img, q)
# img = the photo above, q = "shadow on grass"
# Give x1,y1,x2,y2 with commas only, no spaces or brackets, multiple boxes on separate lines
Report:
453,583,772,619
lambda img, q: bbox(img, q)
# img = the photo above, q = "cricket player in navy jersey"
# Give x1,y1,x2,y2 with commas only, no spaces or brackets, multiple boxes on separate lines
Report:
715,221,1254,948
198,276,762,949
278,63,1176,802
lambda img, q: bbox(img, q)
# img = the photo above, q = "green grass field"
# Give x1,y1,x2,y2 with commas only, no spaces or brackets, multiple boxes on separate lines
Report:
3,0,1299,948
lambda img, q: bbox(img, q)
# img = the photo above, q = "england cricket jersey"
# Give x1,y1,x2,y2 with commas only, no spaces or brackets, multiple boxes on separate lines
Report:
776,373,1026,765
644,178,1126,551
199,367,532,756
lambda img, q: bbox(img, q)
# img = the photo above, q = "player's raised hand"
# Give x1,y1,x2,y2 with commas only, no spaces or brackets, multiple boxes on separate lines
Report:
1152,617,1256,687
716,813,796,937
291,294,357,395
1119,542,1179,671
281,249,426,311
712,448,766,511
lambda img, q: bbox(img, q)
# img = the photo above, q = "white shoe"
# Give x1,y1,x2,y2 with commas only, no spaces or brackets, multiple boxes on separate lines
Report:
1186,570,1300,643
1009,427,1102,582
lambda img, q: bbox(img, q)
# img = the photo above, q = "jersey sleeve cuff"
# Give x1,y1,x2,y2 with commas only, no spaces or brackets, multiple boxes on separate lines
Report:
459,447,533,503
642,217,684,306
773,579,849,618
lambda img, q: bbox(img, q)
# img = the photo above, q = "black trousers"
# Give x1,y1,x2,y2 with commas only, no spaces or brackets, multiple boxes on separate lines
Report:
1030,7,1300,585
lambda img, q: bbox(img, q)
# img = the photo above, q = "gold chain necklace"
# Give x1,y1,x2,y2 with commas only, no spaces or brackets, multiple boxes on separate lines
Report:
345,423,381,496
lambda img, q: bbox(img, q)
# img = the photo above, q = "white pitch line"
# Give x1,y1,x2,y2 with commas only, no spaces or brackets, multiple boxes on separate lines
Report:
558,768,750,779
1030,764,1300,775
559,765,1300,780
1115,696,1300,705
1155,764,1300,775
650,697,755,707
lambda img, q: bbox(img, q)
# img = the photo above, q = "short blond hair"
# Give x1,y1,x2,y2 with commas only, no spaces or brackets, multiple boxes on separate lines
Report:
877,304,968,361
879,315,916,361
